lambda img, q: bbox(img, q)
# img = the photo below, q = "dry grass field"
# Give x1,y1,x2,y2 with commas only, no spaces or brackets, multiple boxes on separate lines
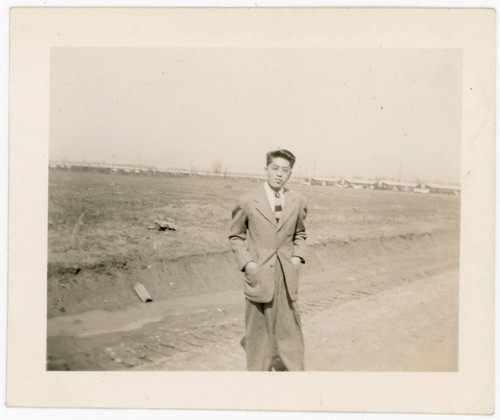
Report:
48,168,460,317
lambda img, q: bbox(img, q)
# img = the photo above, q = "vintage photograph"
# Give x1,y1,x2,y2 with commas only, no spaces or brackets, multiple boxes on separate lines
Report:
46,46,461,371
7,7,494,413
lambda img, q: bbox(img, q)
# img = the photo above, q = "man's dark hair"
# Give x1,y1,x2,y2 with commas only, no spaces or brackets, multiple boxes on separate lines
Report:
266,149,296,168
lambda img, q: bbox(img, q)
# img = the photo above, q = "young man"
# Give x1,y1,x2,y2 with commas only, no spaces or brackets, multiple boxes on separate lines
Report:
229,149,308,371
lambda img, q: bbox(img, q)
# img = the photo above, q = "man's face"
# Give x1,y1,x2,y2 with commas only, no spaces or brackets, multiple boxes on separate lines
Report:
265,157,292,191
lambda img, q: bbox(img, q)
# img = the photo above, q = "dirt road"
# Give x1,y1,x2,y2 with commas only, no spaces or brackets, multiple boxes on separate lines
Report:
47,231,458,371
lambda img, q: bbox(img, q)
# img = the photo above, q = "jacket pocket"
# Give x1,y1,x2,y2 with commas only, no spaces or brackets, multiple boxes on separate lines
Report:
244,267,260,287
243,265,262,299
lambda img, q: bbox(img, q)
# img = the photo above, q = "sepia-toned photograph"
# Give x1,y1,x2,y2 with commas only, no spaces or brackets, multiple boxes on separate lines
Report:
6,6,495,414
46,46,461,372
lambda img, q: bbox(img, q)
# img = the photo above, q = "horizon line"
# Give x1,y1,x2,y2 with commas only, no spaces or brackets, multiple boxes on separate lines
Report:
48,160,461,187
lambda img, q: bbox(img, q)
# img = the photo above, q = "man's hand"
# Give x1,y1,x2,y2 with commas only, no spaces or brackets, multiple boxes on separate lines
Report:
244,261,258,272
244,261,259,287
291,256,302,265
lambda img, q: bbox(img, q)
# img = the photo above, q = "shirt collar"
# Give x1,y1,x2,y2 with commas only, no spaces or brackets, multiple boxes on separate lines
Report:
264,181,284,197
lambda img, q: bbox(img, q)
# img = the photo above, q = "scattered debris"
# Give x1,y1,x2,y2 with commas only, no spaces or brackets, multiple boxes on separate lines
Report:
159,342,176,349
148,219,177,231
134,282,153,302
104,348,120,361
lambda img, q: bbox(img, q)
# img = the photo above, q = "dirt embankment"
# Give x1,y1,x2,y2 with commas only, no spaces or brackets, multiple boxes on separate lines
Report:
47,228,459,371
47,228,457,318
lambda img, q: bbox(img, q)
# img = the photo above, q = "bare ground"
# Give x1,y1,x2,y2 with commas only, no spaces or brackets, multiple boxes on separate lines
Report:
47,230,458,371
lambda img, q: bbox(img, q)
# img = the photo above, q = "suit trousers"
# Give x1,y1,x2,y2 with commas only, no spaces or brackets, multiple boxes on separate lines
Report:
242,258,305,371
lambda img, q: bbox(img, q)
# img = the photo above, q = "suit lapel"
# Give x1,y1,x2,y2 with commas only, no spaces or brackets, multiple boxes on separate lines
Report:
253,185,277,227
277,188,297,230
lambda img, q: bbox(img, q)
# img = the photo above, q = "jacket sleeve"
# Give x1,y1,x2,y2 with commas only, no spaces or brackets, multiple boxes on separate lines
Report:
292,197,308,263
229,198,254,271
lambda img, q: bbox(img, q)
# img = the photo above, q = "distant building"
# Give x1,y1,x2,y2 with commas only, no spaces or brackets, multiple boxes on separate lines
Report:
344,178,377,189
413,186,430,194
380,180,419,192
425,183,461,195
309,177,341,187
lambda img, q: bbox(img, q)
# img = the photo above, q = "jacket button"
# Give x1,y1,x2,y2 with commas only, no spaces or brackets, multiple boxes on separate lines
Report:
270,264,274,268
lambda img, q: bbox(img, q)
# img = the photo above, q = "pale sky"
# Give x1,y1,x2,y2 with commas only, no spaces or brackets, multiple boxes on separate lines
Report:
50,47,461,184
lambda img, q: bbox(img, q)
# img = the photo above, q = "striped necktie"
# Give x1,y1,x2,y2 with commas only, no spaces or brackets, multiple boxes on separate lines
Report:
274,191,282,223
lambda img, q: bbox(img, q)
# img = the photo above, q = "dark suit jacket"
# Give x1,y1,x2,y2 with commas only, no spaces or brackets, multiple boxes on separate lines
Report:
229,184,307,303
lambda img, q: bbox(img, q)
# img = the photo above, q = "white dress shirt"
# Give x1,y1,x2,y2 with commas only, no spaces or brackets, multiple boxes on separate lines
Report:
263,182,303,264
264,182,285,214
